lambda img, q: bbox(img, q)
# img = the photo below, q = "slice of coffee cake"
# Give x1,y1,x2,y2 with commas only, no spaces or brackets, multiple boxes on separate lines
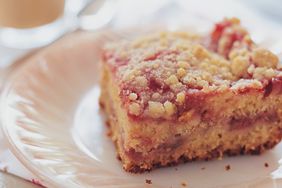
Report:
100,18,282,172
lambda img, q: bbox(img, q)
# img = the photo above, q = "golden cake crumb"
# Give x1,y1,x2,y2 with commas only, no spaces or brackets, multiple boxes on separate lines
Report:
135,76,148,87
165,75,179,85
178,61,190,69
177,68,186,78
193,44,210,60
176,92,185,104
148,101,165,118
152,92,161,99
164,101,176,117
129,102,141,116
231,56,249,77
252,48,278,68
129,93,138,101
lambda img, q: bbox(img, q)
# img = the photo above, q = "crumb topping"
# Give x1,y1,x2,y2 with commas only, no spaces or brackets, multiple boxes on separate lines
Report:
103,18,281,120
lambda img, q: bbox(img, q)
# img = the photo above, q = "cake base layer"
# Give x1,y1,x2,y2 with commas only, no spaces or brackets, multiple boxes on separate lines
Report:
101,102,281,173
100,65,282,173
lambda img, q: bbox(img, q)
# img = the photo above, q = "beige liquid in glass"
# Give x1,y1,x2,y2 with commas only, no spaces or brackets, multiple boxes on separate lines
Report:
0,0,65,28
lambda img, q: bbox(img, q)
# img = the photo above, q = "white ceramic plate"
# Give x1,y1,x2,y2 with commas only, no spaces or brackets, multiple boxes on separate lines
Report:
2,32,282,188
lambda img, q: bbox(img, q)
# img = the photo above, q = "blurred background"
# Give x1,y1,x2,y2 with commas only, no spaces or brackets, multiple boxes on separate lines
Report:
0,0,282,64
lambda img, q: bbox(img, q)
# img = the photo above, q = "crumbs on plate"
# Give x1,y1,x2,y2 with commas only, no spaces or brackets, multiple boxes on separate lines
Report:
145,179,152,184
181,182,187,187
225,165,231,171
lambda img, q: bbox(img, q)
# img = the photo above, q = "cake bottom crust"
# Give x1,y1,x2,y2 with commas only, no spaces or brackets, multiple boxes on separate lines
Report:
122,139,280,173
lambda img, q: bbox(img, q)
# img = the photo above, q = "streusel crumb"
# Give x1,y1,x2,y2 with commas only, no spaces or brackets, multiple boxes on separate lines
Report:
103,18,281,120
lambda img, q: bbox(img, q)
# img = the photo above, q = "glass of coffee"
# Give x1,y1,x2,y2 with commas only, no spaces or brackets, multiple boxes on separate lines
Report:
0,0,86,49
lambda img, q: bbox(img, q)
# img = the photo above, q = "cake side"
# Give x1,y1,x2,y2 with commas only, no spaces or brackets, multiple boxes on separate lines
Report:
100,62,282,172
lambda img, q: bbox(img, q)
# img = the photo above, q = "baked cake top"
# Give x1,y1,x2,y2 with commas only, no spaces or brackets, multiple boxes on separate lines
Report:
102,18,281,120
